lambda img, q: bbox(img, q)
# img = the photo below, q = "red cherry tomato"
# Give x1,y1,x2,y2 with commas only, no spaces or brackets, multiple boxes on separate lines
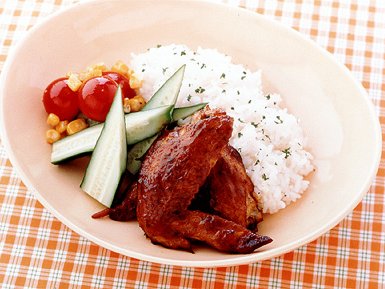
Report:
78,76,120,122
42,77,79,120
102,71,136,99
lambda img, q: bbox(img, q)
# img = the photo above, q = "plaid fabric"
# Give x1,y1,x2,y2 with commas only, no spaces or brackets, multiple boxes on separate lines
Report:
1,0,384,288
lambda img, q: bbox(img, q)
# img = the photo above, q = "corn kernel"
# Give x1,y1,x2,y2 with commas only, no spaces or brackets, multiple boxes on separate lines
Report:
67,73,82,92
88,62,107,72
77,65,103,82
46,129,61,144
55,120,68,134
129,97,145,112
123,98,131,113
78,71,89,82
46,113,60,127
133,95,146,106
129,73,143,89
127,67,135,77
89,68,103,78
111,60,129,77
67,118,88,135
82,68,103,82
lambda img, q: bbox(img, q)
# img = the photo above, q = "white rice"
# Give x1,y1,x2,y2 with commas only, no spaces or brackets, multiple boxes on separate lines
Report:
129,44,314,214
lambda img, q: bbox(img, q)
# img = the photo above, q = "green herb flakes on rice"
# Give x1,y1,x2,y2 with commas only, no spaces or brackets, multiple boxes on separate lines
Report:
130,44,314,214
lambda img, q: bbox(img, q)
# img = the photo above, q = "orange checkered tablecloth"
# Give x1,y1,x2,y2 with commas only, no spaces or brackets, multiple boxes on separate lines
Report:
0,0,384,288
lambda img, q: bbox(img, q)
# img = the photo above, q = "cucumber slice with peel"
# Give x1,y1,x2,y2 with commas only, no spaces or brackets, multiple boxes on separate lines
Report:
125,103,208,175
51,105,173,164
143,64,185,110
172,103,208,121
125,65,185,173
126,133,159,175
126,66,208,174
80,87,127,207
127,103,207,175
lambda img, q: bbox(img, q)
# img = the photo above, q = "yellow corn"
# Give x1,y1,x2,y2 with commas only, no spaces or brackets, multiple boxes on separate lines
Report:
111,60,129,77
129,73,143,89
129,96,146,112
66,118,88,135
134,95,146,105
67,73,82,92
123,98,131,113
80,68,103,82
46,129,61,144
78,71,88,82
88,68,103,78
76,63,105,83
55,120,68,134
46,113,60,127
127,67,135,78
88,62,107,72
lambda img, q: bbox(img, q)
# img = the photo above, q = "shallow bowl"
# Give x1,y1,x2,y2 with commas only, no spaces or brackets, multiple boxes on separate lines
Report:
0,0,381,267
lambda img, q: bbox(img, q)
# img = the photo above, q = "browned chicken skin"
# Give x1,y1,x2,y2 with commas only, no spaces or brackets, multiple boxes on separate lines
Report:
171,211,271,253
101,145,263,230
108,182,138,221
136,109,272,252
208,145,263,231
98,145,263,231
92,108,272,253
137,109,231,250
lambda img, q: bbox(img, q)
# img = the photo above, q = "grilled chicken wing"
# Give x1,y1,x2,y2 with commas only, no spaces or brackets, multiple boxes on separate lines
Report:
136,109,272,252
208,145,263,231
171,211,271,253
101,145,263,230
108,181,138,221
137,109,231,250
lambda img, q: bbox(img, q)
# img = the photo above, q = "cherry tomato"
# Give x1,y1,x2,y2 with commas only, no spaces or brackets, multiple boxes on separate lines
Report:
102,71,136,99
42,77,79,120
78,76,120,122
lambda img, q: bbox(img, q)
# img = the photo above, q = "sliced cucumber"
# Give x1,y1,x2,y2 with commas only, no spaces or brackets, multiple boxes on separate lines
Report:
143,64,185,110
126,133,159,175
125,103,208,175
172,103,208,121
125,66,209,175
51,124,103,163
125,65,186,174
51,105,173,164
80,87,127,207
124,106,171,144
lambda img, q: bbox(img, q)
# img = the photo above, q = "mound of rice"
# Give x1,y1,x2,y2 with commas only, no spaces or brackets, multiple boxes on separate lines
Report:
129,44,314,214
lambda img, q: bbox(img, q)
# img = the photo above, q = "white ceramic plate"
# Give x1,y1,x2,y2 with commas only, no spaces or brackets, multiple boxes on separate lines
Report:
0,0,381,267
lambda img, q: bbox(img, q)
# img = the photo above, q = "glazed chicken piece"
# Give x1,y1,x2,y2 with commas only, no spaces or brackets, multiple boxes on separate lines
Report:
136,109,272,252
188,107,263,230
96,107,261,231
102,146,263,231
108,182,138,221
207,145,263,231
171,211,271,253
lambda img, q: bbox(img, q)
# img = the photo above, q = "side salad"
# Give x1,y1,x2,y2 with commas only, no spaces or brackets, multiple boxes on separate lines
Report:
43,61,145,144
42,62,206,207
